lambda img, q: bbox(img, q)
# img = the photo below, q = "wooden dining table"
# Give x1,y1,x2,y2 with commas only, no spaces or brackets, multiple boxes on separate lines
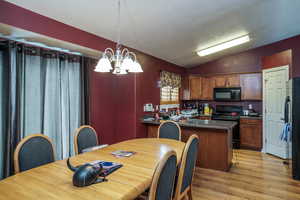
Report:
0,138,185,200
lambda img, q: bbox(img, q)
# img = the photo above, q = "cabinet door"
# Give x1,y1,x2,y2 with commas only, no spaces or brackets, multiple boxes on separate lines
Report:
214,76,227,87
180,76,190,100
190,77,202,100
240,73,262,100
226,75,240,87
198,116,211,120
147,125,158,138
240,120,262,150
201,77,215,100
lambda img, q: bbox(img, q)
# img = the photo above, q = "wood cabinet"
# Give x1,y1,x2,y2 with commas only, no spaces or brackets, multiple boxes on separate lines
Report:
180,73,262,101
145,123,232,171
147,125,158,138
240,73,262,100
226,75,240,87
180,76,202,100
180,76,190,100
201,77,215,100
198,116,211,120
240,118,262,150
189,76,202,100
214,76,227,87
214,75,240,88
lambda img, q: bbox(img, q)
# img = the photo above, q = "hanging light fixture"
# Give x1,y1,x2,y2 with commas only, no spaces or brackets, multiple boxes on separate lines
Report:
94,0,143,74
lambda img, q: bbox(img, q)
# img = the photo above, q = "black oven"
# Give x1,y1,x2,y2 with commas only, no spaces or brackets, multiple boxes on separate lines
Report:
213,87,241,102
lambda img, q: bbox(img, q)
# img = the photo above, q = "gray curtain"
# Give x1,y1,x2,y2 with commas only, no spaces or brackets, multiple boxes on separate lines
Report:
3,43,23,177
80,57,92,125
1,42,86,177
20,53,43,137
61,59,81,157
42,54,63,159
0,49,4,179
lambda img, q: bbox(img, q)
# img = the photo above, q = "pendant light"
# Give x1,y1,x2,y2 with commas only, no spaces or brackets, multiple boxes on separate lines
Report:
94,0,143,74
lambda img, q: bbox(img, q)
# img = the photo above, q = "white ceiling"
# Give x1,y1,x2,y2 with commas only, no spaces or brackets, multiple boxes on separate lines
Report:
5,0,300,67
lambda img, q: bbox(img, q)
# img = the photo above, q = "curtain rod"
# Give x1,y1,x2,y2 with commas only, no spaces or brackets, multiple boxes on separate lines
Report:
0,37,94,57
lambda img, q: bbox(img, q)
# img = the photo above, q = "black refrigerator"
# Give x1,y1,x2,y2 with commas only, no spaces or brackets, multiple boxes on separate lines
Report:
292,77,300,180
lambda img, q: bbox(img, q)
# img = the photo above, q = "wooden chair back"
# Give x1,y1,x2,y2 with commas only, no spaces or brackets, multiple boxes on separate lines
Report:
174,134,199,200
74,125,98,155
148,150,177,200
14,134,55,173
157,120,181,141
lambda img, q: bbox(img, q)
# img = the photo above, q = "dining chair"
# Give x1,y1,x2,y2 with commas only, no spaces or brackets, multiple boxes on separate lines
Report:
148,150,178,200
14,134,55,173
173,134,199,200
74,125,99,155
157,120,181,141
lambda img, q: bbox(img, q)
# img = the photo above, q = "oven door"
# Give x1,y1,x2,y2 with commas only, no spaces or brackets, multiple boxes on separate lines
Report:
213,87,241,101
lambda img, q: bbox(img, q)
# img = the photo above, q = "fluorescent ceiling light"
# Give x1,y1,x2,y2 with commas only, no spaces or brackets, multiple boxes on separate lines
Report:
197,35,250,57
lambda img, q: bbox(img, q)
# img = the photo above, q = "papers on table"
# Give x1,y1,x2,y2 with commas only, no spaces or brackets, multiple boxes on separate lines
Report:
111,150,136,157
89,160,123,176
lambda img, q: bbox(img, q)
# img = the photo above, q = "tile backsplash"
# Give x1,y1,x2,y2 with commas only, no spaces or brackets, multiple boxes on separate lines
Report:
182,100,262,114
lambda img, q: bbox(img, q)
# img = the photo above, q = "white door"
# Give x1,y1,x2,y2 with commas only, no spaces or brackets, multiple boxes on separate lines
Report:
263,66,289,158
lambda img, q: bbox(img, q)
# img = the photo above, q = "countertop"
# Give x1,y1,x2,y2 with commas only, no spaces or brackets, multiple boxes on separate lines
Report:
142,118,237,131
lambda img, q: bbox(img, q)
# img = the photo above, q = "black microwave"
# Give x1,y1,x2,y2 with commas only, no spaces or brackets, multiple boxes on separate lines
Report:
213,87,241,102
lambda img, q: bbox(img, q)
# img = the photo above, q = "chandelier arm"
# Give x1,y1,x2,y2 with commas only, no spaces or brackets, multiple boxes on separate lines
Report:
128,52,137,61
104,48,115,60
121,48,130,57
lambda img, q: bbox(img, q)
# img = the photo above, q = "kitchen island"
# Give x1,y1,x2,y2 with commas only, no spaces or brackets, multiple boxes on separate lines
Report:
142,119,237,171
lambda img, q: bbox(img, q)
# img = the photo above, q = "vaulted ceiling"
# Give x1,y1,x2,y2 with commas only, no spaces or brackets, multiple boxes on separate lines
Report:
5,0,300,67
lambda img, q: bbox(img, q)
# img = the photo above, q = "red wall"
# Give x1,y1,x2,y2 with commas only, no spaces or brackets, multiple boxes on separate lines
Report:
261,49,292,78
135,52,185,138
187,35,300,78
3,1,300,143
262,49,292,69
0,1,185,144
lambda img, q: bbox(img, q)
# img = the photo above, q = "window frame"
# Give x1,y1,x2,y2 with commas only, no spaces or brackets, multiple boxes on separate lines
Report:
160,86,179,105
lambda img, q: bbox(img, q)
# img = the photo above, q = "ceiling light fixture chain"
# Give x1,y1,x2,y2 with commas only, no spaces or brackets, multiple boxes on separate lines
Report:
117,0,121,46
94,0,143,74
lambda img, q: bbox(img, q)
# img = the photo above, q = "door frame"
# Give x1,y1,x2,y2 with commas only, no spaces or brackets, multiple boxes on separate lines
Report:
262,65,289,154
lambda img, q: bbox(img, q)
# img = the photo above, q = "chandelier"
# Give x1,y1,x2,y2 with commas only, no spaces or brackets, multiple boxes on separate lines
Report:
94,0,143,74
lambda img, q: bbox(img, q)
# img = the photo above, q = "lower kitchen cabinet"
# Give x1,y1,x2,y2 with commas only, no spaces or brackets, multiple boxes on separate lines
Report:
240,118,262,150
198,115,211,120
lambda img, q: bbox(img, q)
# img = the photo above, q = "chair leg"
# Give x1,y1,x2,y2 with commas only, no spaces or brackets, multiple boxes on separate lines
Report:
187,187,193,200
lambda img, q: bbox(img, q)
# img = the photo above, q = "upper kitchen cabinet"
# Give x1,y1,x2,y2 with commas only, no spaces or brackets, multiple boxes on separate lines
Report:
180,75,202,100
201,77,215,100
180,75,191,100
180,73,262,101
214,76,227,87
240,73,262,100
189,76,202,100
214,75,240,87
226,75,240,87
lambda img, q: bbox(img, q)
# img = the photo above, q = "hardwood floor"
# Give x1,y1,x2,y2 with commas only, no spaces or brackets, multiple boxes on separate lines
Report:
192,149,300,200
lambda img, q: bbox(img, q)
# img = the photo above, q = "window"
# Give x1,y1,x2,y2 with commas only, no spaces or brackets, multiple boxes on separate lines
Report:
159,70,181,105
160,86,179,105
